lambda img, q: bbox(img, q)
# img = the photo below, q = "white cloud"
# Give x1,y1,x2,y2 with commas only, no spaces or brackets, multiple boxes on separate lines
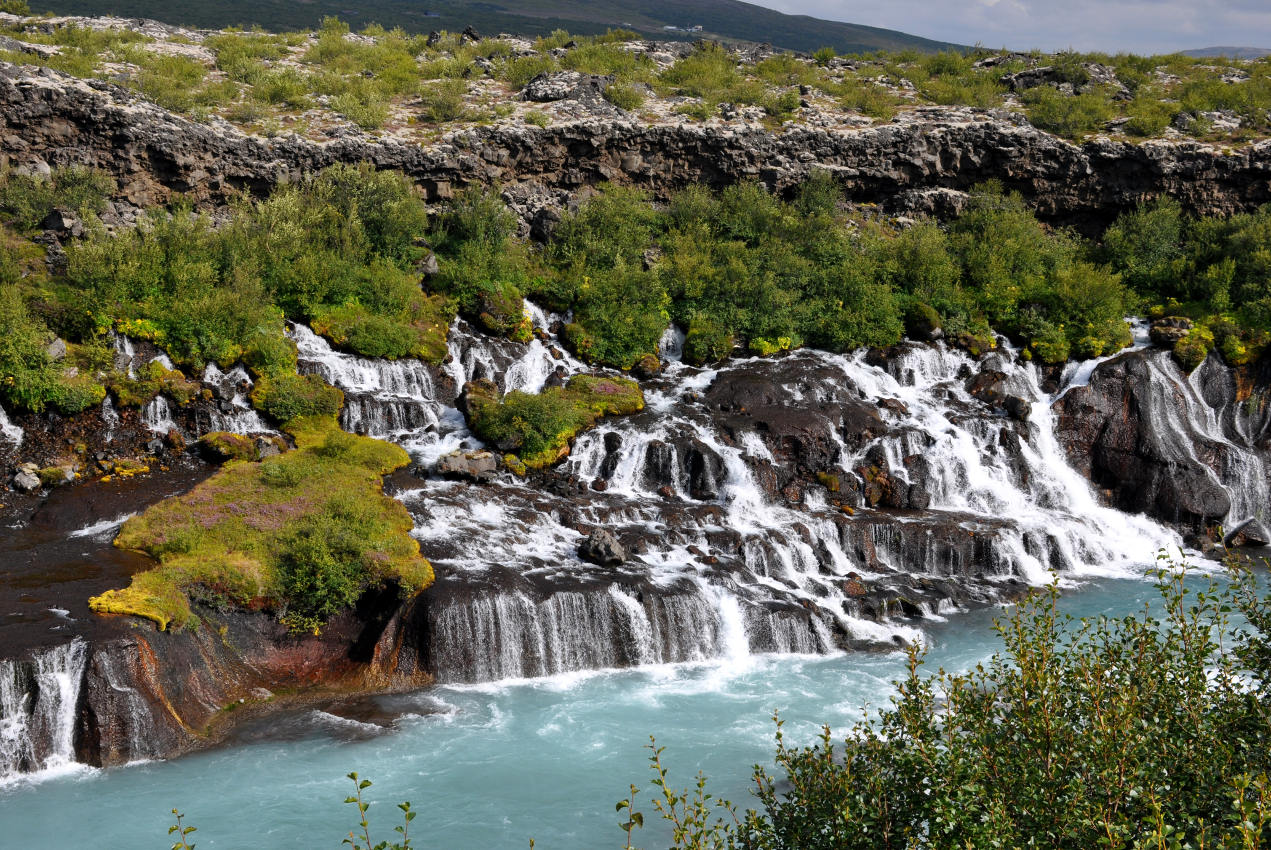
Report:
755,0,1271,53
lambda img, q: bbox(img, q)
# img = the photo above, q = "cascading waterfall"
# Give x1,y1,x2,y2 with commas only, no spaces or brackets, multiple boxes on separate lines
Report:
416,323,1181,682
202,364,273,435
0,640,87,779
140,395,176,434
1140,351,1271,535
0,403,22,446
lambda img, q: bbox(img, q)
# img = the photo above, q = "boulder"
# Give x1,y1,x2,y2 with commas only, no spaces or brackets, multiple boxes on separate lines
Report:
966,369,1008,406
437,450,499,482
45,337,68,361
577,528,627,565
13,470,40,492
1149,316,1193,347
523,71,587,102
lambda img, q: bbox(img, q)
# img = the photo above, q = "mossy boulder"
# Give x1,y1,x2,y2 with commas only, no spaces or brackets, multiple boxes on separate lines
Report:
110,361,200,408
198,431,289,464
1174,326,1215,372
250,373,344,427
90,418,432,633
904,302,943,342
463,373,644,469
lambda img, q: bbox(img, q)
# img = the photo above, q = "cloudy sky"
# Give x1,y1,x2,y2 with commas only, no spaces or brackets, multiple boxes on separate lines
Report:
753,1,1271,53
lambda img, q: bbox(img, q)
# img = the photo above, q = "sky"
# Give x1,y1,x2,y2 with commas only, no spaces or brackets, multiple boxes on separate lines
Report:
753,0,1271,54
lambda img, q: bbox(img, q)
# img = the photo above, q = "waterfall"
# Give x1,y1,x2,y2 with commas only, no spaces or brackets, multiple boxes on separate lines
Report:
0,403,22,446
202,364,273,435
140,395,176,434
100,396,118,443
427,586,733,683
0,640,88,779
1140,350,1271,535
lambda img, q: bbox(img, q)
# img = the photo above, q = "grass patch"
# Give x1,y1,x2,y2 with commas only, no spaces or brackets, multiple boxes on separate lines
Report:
90,417,431,633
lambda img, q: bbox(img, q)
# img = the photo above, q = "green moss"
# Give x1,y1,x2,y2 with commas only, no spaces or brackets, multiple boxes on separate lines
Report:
110,361,201,408
250,374,344,427
1175,325,1216,372
465,374,644,469
90,418,431,632
198,432,286,464
311,295,452,363
749,336,796,357
816,471,841,492
904,302,942,340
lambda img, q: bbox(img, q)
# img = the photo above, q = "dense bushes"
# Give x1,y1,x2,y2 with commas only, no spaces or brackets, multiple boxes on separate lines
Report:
431,178,1131,369
620,555,1271,849
56,164,447,372
1103,197,1271,366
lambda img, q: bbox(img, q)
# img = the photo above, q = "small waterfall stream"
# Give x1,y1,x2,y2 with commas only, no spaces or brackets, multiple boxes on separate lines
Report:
0,403,22,446
0,640,87,780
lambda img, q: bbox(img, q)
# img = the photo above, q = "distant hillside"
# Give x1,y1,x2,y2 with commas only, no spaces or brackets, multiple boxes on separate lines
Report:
28,0,964,55
1182,46,1271,59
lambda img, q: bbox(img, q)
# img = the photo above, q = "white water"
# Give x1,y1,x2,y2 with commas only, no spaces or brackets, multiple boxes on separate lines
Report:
0,640,88,783
139,395,175,434
0,403,21,446
201,364,273,435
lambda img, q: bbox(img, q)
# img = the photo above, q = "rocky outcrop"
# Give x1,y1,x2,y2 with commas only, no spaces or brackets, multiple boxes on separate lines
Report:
1055,348,1271,535
3,63,1271,232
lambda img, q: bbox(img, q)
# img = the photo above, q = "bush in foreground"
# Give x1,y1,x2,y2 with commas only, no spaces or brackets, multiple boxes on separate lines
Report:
619,553,1271,849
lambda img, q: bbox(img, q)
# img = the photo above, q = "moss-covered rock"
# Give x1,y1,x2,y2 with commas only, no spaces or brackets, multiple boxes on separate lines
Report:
1174,326,1215,372
198,431,288,464
250,373,344,427
90,417,432,633
110,361,200,407
904,302,942,341
463,373,644,469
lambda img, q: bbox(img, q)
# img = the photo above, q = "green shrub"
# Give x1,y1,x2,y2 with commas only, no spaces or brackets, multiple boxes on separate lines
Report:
333,89,389,130
0,165,114,230
1022,86,1117,136
623,557,1271,850
569,266,670,368
501,55,557,90
419,79,467,123
812,46,836,66
464,374,643,468
251,373,344,424
604,82,646,111
684,318,735,365
0,285,104,414
1125,95,1176,137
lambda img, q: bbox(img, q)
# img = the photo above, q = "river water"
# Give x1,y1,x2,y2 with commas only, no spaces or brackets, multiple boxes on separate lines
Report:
0,574,1178,849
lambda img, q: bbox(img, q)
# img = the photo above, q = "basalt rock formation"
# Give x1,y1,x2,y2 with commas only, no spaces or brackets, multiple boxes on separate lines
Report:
3,62,1271,234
